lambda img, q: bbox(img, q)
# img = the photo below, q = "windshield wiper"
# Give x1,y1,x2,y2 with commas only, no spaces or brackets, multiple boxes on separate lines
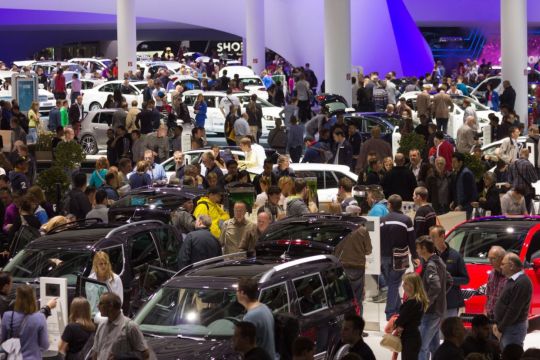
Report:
177,334,206,341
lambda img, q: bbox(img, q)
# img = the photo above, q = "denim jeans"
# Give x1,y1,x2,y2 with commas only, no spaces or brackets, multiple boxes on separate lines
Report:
380,256,405,320
27,128,38,144
500,321,528,349
344,267,365,315
419,312,442,360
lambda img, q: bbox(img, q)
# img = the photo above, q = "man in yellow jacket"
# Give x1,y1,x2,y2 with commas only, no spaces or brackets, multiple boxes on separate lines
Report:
193,187,230,238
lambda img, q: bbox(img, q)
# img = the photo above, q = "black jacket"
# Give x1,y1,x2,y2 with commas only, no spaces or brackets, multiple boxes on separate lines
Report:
68,188,92,220
479,185,502,215
136,108,160,134
381,166,417,201
494,272,532,331
499,86,516,111
440,246,469,309
433,341,464,360
380,211,417,259
68,103,84,125
421,254,452,316
177,228,222,269
331,140,353,169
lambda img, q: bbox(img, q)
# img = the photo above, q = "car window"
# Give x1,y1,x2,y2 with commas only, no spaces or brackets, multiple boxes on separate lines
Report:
406,98,417,111
162,159,175,172
187,152,203,165
131,231,160,267
178,80,201,91
365,118,386,133
526,232,540,262
447,226,526,264
321,268,354,307
184,96,196,106
82,81,94,90
102,245,124,275
100,84,114,92
99,113,113,126
204,96,216,108
261,223,354,247
325,172,339,188
122,85,138,95
293,273,328,315
259,283,289,314
152,227,180,269
295,170,324,189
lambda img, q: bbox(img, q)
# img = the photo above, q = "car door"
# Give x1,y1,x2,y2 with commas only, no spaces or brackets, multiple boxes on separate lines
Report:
95,112,113,144
320,267,356,352
205,95,221,133
151,225,183,270
77,277,112,317
291,273,332,355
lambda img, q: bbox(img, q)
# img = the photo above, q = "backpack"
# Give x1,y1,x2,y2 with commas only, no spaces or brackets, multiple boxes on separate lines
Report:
273,313,299,360
0,313,28,360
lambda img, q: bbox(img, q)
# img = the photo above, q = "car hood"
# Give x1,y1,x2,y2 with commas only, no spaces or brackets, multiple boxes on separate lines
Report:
147,337,240,360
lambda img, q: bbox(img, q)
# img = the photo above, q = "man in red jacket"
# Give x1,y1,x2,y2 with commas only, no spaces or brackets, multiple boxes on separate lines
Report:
434,131,454,172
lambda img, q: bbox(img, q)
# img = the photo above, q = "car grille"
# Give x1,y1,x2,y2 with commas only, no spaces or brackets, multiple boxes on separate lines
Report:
38,95,48,102
461,289,477,300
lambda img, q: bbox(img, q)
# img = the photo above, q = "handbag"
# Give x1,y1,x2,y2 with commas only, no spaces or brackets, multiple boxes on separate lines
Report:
380,333,403,353
392,246,410,271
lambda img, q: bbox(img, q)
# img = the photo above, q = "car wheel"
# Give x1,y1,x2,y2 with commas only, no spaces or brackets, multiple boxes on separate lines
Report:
81,135,98,155
89,102,102,111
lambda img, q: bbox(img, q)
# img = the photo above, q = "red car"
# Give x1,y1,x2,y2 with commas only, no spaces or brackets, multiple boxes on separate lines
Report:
446,216,540,329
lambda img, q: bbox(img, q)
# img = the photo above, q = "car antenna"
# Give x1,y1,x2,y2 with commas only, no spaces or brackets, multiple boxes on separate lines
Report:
126,207,138,224
280,231,294,261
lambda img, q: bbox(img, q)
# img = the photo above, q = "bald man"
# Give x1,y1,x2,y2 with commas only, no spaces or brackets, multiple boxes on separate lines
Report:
485,246,507,320
494,253,532,348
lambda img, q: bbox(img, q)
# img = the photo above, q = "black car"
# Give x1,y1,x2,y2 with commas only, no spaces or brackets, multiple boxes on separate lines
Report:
134,253,357,360
3,219,182,315
343,112,398,144
255,214,367,258
108,185,205,223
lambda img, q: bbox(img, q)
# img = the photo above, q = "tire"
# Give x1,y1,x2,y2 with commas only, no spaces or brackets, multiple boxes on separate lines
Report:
89,102,102,111
81,135,98,155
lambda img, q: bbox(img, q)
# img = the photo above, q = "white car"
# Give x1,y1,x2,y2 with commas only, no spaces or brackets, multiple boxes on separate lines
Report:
12,60,36,68
66,79,104,98
138,61,181,79
31,61,86,77
478,136,540,194
81,80,144,111
169,75,201,92
68,58,112,73
182,90,279,135
238,75,268,100
249,163,358,208
401,91,501,140
218,66,255,78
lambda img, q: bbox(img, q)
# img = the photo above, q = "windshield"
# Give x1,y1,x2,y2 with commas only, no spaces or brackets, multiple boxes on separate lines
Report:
239,78,263,86
4,249,92,285
134,287,244,337
451,96,489,111
447,226,526,264
114,193,186,210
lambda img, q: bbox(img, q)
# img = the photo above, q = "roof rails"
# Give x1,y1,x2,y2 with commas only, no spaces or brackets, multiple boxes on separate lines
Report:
175,251,248,277
259,254,337,283
47,218,106,234
105,220,164,238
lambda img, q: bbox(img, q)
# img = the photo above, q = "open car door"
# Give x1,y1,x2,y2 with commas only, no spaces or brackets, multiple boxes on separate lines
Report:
76,276,111,317
129,265,176,315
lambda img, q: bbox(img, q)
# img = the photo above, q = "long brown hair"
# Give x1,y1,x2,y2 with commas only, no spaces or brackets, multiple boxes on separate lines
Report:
14,284,38,314
69,297,95,332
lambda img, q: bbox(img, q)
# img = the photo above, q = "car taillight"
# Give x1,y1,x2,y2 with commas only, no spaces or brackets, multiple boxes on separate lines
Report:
301,327,317,342
316,95,324,102
276,239,311,246
352,297,361,315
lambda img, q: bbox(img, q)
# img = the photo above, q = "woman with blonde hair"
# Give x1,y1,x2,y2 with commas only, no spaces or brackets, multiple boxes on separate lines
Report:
88,157,110,188
58,297,95,359
277,176,294,212
27,101,40,143
129,160,152,189
87,251,123,314
1,284,49,359
393,272,429,360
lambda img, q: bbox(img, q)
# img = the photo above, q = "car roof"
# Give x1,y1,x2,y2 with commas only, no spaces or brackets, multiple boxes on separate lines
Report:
481,136,527,150
122,185,205,198
26,220,166,250
183,90,250,96
453,216,540,231
167,254,338,287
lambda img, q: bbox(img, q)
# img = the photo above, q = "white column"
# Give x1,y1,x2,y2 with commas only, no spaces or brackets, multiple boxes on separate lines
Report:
245,0,265,75
117,0,137,78
501,0,528,128
324,0,352,105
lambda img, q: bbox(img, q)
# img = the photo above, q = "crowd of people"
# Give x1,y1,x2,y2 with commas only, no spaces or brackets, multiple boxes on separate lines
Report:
1,51,540,359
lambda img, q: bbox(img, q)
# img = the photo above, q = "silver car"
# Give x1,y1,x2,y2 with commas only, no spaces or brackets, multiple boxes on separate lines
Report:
79,109,118,155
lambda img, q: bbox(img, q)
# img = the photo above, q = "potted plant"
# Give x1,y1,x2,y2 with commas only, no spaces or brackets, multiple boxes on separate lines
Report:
34,131,55,162
397,132,426,155
35,166,70,203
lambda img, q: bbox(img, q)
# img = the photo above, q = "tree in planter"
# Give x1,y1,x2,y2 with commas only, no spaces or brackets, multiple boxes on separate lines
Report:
34,131,55,161
36,140,86,204
397,132,426,156
462,152,485,181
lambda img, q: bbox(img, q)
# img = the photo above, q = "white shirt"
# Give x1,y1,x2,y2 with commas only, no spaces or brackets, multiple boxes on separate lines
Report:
510,270,524,281
219,95,241,116
251,143,267,167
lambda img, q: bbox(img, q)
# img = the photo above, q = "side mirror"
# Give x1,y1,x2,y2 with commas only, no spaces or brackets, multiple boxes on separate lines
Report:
532,258,540,270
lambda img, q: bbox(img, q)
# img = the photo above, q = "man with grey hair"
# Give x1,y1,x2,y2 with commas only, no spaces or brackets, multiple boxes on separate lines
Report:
485,246,507,320
494,252,532,348
456,115,478,153
177,214,222,269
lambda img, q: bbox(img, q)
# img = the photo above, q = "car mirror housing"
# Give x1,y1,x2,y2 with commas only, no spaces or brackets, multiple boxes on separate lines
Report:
532,258,540,270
